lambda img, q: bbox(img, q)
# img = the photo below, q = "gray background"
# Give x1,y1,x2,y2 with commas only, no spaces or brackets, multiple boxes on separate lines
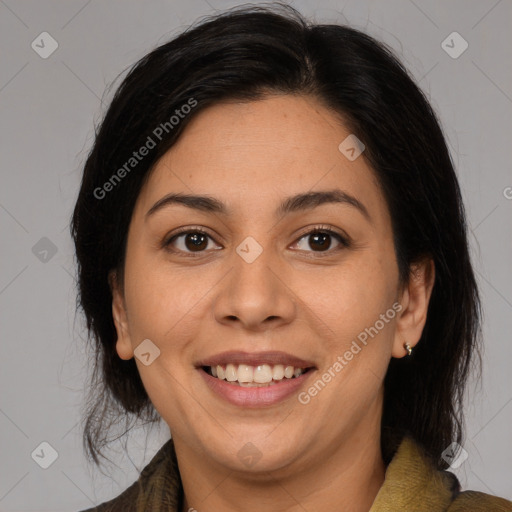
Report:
1,0,511,510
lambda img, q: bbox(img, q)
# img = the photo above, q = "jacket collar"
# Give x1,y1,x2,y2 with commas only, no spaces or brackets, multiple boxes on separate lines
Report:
133,436,183,511
369,436,460,511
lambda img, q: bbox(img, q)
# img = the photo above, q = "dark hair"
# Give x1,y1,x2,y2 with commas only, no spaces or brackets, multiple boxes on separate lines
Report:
71,3,481,468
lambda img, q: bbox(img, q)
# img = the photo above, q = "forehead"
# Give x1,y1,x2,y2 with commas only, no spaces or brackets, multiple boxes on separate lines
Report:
134,94,387,225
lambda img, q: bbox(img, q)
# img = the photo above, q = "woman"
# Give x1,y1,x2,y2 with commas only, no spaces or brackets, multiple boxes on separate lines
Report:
72,4,512,511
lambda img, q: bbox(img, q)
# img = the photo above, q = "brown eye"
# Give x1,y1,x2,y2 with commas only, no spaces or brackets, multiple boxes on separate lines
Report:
183,232,209,251
307,232,332,251
292,228,349,254
165,230,221,254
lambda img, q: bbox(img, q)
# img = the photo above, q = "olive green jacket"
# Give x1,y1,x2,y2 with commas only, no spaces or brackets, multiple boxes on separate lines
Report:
82,436,512,511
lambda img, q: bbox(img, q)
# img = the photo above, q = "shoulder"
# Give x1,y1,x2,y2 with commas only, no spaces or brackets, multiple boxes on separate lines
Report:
79,479,140,512
371,435,512,512
80,479,145,512
447,490,512,511
78,438,180,512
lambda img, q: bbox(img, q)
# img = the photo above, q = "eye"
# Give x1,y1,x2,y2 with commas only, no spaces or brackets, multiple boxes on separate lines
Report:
291,226,350,254
163,224,350,257
164,228,221,254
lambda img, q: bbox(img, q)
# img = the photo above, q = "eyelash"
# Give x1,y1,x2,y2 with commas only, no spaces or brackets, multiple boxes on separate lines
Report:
162,224,351,258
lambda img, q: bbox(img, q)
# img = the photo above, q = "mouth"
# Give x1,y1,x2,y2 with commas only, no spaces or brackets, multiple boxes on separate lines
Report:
195,350,317,387
201,363,315,387
195,351,317,406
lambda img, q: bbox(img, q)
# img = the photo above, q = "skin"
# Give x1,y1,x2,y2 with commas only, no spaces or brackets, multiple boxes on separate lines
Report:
111,94,435,512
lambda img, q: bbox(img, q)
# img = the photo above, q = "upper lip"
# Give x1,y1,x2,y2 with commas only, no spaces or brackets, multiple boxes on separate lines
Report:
196,351,316,369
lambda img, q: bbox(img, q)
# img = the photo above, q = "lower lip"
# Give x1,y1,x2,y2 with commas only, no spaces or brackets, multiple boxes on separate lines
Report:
198,368,316,407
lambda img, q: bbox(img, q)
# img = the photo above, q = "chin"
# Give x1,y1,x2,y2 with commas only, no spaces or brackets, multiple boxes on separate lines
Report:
203,431,303,474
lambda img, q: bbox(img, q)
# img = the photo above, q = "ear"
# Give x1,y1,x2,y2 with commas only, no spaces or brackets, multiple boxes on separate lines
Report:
109,269,134,360
392,258,435,358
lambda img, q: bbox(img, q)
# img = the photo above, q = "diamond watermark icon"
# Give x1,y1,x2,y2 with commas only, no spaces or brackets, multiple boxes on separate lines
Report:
31,441,59,469
32,237,58,263
237,442,262,468
441,32,468,59
338,134,365,161
31,32,59,59
441,442,468,469
236,236,263,263
134,339,161,366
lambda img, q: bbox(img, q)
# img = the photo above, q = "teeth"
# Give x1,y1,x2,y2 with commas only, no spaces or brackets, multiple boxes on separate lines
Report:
225,363,237,382
253,364,272,383
239,381,278,387
208,363,308,384
237,364,253,383
272,364,285,380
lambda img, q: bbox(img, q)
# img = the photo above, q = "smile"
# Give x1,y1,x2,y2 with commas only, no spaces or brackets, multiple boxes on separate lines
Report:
198,365,316,407
204,363,311,386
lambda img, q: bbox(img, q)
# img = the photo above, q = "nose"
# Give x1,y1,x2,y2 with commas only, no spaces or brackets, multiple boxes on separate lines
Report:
212,246,297,332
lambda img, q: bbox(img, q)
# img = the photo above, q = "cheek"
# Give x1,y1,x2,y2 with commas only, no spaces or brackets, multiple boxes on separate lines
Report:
121,254,205,424
122,246,184,347
295,250,398,347
122,248,219,362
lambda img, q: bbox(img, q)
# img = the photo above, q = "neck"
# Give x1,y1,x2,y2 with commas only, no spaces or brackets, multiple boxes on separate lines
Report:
175,408,386,512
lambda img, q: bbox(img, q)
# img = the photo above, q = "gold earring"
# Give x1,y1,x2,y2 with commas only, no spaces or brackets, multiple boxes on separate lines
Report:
404,342,412,356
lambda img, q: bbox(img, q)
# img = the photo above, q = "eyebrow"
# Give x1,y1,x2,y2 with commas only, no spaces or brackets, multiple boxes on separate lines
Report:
146,189,371,222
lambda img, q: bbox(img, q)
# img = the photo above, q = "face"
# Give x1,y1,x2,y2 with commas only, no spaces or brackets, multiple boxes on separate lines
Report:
111,94,428,475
